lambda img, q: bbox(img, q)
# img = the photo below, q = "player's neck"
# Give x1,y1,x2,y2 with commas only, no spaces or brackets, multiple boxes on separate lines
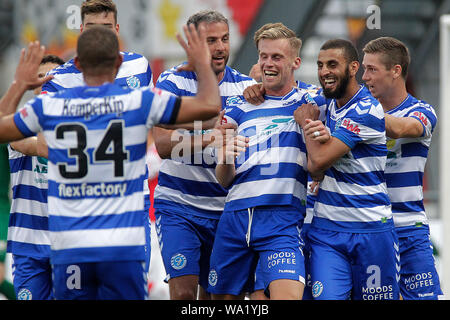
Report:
216,70,225,83
378,83,408,112
264,77,296,97
336,79,360,108
83,73,116,87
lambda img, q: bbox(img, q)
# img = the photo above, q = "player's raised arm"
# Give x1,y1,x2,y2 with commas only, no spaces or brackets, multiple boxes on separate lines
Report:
0,41,51,117
0,41,50,143
174,23,221,123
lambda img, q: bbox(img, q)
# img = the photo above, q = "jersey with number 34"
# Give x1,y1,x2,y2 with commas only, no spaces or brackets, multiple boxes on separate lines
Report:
13,83,180,265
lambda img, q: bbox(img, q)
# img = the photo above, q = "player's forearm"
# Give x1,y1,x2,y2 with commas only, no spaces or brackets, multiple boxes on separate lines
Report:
306,142,329,178
385,113,423,139
0,81,28,117
215,163,235,188
153,127,214,159
36,133,48,158
10,136,38,156
194,62,221,117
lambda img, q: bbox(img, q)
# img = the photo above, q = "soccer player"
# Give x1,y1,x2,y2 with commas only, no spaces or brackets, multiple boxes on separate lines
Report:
0,24,220,299
209,23,325,300
41,0,155,276
4,55,63,300
295,39,400,300
361,36,442,300
0,144,15,300
152,10,256,300
42,0,153,93
32,55,65,95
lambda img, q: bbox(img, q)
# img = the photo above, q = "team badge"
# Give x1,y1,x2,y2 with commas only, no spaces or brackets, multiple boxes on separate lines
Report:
208,269,218,287
226,95,243,106
312,281,324,298
170,253,187,270
17,288,33,300
126,76,141,89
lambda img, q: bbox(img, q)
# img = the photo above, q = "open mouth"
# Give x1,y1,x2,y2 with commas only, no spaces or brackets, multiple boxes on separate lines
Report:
212,56,225,63
323,77,337,89
263,70,278,79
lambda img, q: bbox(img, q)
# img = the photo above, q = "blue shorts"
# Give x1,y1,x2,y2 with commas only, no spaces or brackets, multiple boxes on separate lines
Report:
396,225,442,300
12,255,53,300
253,222,310,299
52,261,147,300
208,206,305,296
308,226,400,300
154,209,218,290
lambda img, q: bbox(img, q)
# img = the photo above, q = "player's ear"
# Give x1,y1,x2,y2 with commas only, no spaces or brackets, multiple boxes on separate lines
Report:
74,56,82,71
349,60,360,77
115,54,123,70
293,57,301,70
392,64,402,79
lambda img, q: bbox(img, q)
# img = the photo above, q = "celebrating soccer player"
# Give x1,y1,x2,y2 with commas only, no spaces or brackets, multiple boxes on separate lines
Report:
362,36,442,300
152,10,256,300
294,39,400,300
0,21,220,299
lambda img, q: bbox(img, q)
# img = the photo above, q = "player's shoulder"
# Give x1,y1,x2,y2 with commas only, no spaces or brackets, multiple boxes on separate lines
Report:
222,66,254,83
408,95,436,114
296,80,320,92
120,51,148,62
47,59,78,76
158,63,196,81
353,86,381,112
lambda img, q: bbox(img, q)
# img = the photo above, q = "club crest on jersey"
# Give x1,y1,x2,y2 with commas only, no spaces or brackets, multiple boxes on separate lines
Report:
170,253,187,270
312,281,323,298
126,75,141,89
226,95,243,106
208,269,218,287
17,288,32,300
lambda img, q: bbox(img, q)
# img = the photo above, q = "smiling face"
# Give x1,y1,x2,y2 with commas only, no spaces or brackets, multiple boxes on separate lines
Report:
317,48,351,99
257,38,301,96
362,52,396,100
198,21,230,79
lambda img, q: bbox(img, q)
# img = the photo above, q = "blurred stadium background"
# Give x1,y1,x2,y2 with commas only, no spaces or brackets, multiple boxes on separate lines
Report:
0,0,449,299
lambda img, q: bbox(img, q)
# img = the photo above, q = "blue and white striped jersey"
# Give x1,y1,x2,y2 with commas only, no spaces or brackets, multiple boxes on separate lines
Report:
41,51,154,227
7,146,50,258
41,51,153,93
223,87,326,212
154,65,256,219
312,85,393,232
12,83,180,264
384,94,437,230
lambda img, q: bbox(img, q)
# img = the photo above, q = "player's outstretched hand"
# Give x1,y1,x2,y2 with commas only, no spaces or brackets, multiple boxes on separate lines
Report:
14,41,53,90
176,24,211,73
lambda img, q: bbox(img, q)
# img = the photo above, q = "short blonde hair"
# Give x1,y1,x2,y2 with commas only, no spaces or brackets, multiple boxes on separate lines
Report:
254,23,302,57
